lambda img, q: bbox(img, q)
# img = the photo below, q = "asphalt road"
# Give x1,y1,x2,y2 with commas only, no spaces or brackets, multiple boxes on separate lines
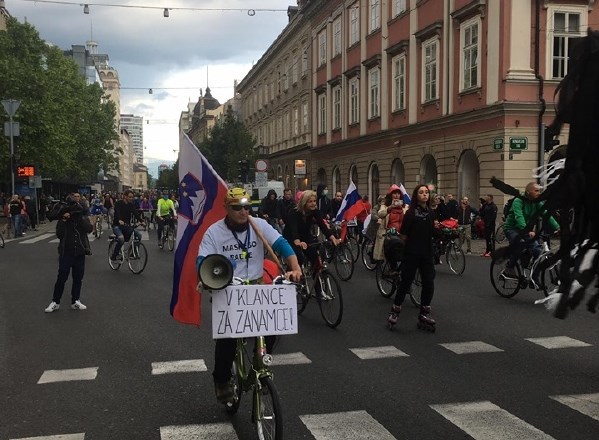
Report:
1,223,598,440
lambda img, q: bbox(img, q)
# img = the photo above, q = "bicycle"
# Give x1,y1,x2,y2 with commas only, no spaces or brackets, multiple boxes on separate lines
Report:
158,214,176,251
494,222,506,244
107,224,148,274
0,227,4,248
433,227,466,275
360,236,377,271
490,234,560,298
93,214,104,239
375,258,422,307
296,243,343,328
345,219,360,263
322,223,355,281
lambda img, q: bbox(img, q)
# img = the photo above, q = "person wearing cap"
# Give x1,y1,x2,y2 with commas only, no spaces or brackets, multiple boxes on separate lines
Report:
196,187,302,403
373,185,406,270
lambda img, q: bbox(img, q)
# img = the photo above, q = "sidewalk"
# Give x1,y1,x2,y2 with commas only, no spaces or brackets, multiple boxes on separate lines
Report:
1,217,56,243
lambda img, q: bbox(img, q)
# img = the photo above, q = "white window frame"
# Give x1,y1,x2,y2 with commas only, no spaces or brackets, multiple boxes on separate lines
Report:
333,18,342,56
293,107,299,136
547,5,586,80
349,77,359,124
460,17,480,91
369,0,380,33
392,54,406,111
318,94,327,134
422,38,439,103
333,86,342,129
393,0,406,18
318,31,327,66
368,67,380,119
302,100,308,132
349,4,360,46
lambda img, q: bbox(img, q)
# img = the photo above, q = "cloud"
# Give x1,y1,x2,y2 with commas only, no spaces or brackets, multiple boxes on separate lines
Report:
9,0,290,160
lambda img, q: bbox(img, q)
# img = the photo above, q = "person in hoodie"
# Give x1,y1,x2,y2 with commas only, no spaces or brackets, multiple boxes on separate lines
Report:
259,189,279,231
316,183,332,220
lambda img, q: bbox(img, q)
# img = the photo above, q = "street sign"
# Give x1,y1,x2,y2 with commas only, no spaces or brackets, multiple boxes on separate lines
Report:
493,138,504,150
17,165,36,177
3,121,20,136
29,175,42,188
255,171,268,187
255,159,269,172
1,99,20,117
509,137,528,151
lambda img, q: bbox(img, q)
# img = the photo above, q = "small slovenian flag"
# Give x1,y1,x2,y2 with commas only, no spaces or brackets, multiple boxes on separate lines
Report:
335,181,362,222
170,133,228,326
399,183,411,205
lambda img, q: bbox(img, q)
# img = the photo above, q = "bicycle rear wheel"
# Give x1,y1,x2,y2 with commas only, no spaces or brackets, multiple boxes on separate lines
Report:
0,232,4,248
375,260,396,298
361,238,377,271
446,242,466,275
490,258,522,298
254,376,283,440
108,241,122,270
296,281,309,315
318,272,343,328
128,242,148,274
333,243,354,281
409,269,422,307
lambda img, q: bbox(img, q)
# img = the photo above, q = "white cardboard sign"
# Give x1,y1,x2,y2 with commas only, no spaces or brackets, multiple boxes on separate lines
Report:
211,284,298,339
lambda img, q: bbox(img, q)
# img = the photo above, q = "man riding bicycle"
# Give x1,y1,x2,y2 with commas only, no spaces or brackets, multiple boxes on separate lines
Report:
156,190,177,248
196,187,302,403
110,190,145,261
502,182,559,279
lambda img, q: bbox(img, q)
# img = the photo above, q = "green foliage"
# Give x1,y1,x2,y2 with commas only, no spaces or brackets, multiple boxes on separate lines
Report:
0,18,119,186
197,106,256,183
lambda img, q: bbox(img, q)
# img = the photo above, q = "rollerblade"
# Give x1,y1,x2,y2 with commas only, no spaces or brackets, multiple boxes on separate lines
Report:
387,304,401,330
417,306,436,332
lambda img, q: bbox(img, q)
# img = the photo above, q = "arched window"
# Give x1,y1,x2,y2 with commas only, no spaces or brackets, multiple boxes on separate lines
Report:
332,167,341,194
284,165,291,189
457,149,480,202
349,164,358,186
368,162,380,201
317,168,327,187
420,154,437,187
391,158,406,185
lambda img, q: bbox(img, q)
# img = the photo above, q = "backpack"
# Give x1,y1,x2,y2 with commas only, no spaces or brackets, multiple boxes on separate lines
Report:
46,201,66,221
503,197,516,218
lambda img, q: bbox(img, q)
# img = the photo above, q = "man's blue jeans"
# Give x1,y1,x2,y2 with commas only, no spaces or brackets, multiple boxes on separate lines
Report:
112,225,141,257
11,214,21,238
505,229,541,268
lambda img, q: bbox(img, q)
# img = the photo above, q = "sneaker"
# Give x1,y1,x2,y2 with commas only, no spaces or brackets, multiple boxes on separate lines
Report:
481,252,492,257
110,254,122,262
71,300,87,310
502,266,518,280
44,301,59,313
214,381,234,402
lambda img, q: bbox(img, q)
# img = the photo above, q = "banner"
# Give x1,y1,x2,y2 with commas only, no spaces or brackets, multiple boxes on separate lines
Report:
170,133,228,326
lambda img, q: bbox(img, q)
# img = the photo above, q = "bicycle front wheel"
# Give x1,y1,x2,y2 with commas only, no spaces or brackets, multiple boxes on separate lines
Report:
375,260,396,298
0,232,4,248
318,272,343,328
490,258,522,298
108,241,122,270
254,376,283,440
167,228,175,251
446,242,466,275
409,269,422,307
128,242,148,274
361,238,377,271
224,363,243,415
538,253,561,297
495,224,506,243
348,235,360,262
296,281,309,315
333,244,354,281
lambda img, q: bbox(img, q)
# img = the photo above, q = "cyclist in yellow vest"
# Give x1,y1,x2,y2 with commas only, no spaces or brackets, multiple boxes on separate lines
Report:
156,190,177,247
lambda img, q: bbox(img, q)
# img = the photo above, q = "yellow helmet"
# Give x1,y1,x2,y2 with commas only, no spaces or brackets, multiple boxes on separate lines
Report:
226,187,251,205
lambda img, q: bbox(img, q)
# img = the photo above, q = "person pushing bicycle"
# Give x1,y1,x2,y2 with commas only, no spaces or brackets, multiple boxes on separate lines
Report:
110,189,145,262
196,187,302,403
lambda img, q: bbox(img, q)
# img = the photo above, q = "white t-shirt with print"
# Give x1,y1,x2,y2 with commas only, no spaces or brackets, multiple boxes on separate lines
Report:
198,217,281,282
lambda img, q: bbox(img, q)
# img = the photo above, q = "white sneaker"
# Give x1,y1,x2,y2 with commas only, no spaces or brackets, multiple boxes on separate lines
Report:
44,301,59,313
71,300,87,310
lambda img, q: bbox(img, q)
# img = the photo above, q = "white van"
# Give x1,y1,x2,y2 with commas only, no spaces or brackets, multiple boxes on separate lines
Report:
251,181,285,214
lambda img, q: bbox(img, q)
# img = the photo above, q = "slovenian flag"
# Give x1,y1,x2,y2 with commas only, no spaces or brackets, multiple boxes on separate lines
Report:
335,181,362,222
399,183,411,205
170,133,228,326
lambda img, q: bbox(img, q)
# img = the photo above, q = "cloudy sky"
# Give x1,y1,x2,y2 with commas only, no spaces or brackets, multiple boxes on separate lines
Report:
7,0,291,161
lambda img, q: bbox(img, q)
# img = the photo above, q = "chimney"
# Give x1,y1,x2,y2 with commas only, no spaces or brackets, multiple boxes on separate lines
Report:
287,6,299,22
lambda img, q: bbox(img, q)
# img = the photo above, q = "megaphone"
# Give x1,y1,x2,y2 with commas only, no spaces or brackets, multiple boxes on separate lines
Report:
198,254,234,290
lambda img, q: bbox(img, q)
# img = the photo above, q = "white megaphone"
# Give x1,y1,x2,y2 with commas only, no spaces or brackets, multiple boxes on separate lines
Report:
198,254,234,290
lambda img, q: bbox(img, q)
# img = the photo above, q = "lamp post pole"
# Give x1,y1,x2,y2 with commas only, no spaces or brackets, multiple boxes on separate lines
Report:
2,99,21,195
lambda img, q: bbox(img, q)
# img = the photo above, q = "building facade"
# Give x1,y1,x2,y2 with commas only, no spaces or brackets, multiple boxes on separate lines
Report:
120,114,144,164
238,0,591,205
0,0,10,31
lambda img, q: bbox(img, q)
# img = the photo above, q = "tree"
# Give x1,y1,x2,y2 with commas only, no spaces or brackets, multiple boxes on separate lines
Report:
198,106,256,183
156,160,179,190
0,18,119,187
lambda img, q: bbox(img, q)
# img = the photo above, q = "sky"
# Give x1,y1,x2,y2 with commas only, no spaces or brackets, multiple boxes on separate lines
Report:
6,0,292,162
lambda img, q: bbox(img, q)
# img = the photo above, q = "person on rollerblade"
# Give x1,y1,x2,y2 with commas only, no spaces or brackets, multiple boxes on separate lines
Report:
386,184,437,332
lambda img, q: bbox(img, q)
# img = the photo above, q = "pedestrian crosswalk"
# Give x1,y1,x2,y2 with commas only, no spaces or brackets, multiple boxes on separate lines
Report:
10,392,599,439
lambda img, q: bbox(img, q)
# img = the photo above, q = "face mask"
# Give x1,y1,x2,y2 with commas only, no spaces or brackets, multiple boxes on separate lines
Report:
163,195,169,200
322,190,328,196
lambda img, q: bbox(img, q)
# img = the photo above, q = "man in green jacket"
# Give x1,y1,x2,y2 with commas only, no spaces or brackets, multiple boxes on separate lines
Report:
503,182,559,278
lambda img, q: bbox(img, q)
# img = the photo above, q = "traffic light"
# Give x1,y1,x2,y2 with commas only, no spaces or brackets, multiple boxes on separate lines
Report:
544,126,560,152
238,159,249,183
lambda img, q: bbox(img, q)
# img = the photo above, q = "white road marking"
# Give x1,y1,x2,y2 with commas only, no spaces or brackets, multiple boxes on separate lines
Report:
525,336,591,349
550,393,599,421
300,410,397,440
271,352,312,365
151,359,207,375
350,345,409,360
49,238,59,243
430,400,555,440
439,341,504,354
11,433,85,440
20,233,54,244
37,367,98,384
160,423,238,439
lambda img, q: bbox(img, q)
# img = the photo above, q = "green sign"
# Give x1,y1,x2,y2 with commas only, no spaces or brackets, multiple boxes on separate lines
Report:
509,137,528,151
493,138,504,150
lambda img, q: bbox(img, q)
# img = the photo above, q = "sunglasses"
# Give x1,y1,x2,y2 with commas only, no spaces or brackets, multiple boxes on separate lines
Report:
230,205,251,211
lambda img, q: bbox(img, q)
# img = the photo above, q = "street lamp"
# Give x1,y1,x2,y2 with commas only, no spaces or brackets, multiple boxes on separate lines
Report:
2,99,21,195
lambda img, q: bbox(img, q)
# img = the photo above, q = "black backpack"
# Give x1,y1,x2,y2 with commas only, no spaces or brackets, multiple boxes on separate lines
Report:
46,201,66,221
503,197,516,218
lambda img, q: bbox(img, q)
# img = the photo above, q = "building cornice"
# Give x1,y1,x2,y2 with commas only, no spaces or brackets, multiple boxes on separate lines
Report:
414,21,443,42
385,39,409,56
451,0,486,22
